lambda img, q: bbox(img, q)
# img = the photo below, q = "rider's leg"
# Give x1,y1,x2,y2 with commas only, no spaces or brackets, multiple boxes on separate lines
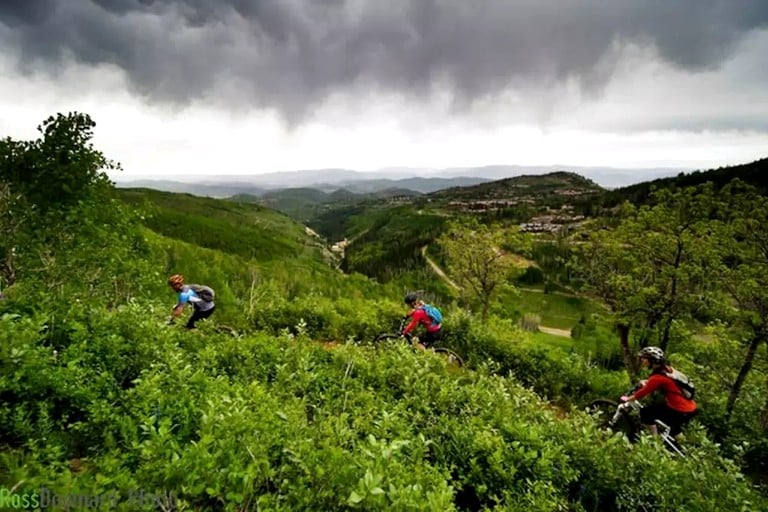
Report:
644,405,689,438
639,403,665,436
186,305,215,329
421,329,441,348
670,409,697,438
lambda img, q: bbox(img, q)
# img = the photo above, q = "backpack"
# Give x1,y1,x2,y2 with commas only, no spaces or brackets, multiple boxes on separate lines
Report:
189,284,215,302
667,368,696,400
421,304,442,325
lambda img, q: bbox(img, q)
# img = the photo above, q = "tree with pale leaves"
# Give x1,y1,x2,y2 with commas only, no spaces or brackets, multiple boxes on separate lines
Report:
438,219,529,323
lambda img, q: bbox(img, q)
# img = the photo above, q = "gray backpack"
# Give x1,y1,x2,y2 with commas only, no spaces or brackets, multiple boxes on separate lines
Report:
667,368,695,400
189,284,215,302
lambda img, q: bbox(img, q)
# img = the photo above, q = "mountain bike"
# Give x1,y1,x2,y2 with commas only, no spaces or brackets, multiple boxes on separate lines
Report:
372,317,464,368
588,389,687,457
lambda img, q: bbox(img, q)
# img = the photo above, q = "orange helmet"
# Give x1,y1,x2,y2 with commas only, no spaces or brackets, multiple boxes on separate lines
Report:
167,274,184,286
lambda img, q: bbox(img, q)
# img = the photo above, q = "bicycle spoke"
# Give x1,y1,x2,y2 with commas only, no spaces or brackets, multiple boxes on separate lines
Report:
433,348,464,368
371,332,411,348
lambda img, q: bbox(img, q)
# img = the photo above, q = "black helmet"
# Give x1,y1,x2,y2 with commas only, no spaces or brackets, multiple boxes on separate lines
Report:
404,292,419,306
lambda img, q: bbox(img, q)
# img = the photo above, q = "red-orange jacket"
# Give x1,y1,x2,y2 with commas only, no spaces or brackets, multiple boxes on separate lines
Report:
633,371,697,413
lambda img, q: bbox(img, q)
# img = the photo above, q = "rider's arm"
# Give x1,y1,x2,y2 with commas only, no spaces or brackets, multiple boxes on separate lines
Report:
402,310,423,335
171,291,190,318
628,375,663,401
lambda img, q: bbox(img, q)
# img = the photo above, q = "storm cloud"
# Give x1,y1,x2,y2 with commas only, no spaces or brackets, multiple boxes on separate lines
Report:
2,0,767,122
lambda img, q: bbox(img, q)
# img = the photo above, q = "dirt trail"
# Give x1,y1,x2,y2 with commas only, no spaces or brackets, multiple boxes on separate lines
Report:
421,246,572,338
421,246,460,290
538,326,573,337
517,287,578,298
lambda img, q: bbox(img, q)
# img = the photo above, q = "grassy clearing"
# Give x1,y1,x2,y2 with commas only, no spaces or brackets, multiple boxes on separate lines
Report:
500,288,604,330
525,331,575,352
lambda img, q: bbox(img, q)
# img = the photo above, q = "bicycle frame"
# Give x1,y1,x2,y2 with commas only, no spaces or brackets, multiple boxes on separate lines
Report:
372,317,464,368
594,399,685,457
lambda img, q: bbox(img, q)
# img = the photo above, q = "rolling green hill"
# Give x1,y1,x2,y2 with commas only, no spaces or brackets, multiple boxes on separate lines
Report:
116,187,330,265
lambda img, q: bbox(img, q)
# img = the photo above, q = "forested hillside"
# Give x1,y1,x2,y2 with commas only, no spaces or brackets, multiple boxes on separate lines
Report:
1,113,767,510
230,187,422,223
598,157,768,207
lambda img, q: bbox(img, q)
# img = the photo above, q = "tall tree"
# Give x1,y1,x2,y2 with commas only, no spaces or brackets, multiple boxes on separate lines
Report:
573,185,719,379
0,112,118,212
0,112,121,291
438,219,529,322
714,182,768,426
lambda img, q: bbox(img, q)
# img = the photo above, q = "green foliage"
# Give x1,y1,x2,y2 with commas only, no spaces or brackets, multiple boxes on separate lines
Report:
3,306,765,511
570,315,625,370
307,203,370,242
496,288,603,331
517,265,545,285
429,171,604,202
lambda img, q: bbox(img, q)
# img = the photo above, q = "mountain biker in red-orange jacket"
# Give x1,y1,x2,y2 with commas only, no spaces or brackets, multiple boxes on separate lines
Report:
620,346,698,437
402,292,442,350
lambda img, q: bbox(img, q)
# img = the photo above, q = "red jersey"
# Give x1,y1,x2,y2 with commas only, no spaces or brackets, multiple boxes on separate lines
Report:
633,371,697,413
402,307,441,335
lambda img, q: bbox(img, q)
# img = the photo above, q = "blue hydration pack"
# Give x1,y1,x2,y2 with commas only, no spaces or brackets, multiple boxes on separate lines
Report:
422,304,442,325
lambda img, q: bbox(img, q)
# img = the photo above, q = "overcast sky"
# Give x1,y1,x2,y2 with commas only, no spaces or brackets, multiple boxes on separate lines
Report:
1,0,767,180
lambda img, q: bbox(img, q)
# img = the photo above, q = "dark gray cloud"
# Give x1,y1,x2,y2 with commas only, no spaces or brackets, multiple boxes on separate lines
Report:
1,0,767,123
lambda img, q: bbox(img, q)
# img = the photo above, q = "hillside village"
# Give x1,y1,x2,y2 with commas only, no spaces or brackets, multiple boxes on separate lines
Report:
519,205,587,233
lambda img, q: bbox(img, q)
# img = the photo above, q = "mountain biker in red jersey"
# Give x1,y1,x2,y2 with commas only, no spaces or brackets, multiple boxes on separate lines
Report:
402,292,442,350
620,346,698,437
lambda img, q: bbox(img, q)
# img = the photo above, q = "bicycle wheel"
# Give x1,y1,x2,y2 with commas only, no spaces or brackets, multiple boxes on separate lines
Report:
372,332,410,347
433,348,464,368
589,399,639,440
215,325,239,337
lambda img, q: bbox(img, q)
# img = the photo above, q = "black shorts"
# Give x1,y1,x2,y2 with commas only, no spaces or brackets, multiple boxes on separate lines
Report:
640,403,698,436
420,329,442,348
186,305,215,329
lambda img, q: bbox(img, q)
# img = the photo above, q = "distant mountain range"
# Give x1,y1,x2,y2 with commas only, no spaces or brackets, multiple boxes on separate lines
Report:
114,164,690,198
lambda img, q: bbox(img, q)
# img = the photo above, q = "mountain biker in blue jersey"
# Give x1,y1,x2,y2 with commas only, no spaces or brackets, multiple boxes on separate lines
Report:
402,292,442,350
167,274,215,329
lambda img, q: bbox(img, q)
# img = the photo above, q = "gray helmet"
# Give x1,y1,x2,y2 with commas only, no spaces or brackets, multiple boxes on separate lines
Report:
404,292,419,306
638,346,665,364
